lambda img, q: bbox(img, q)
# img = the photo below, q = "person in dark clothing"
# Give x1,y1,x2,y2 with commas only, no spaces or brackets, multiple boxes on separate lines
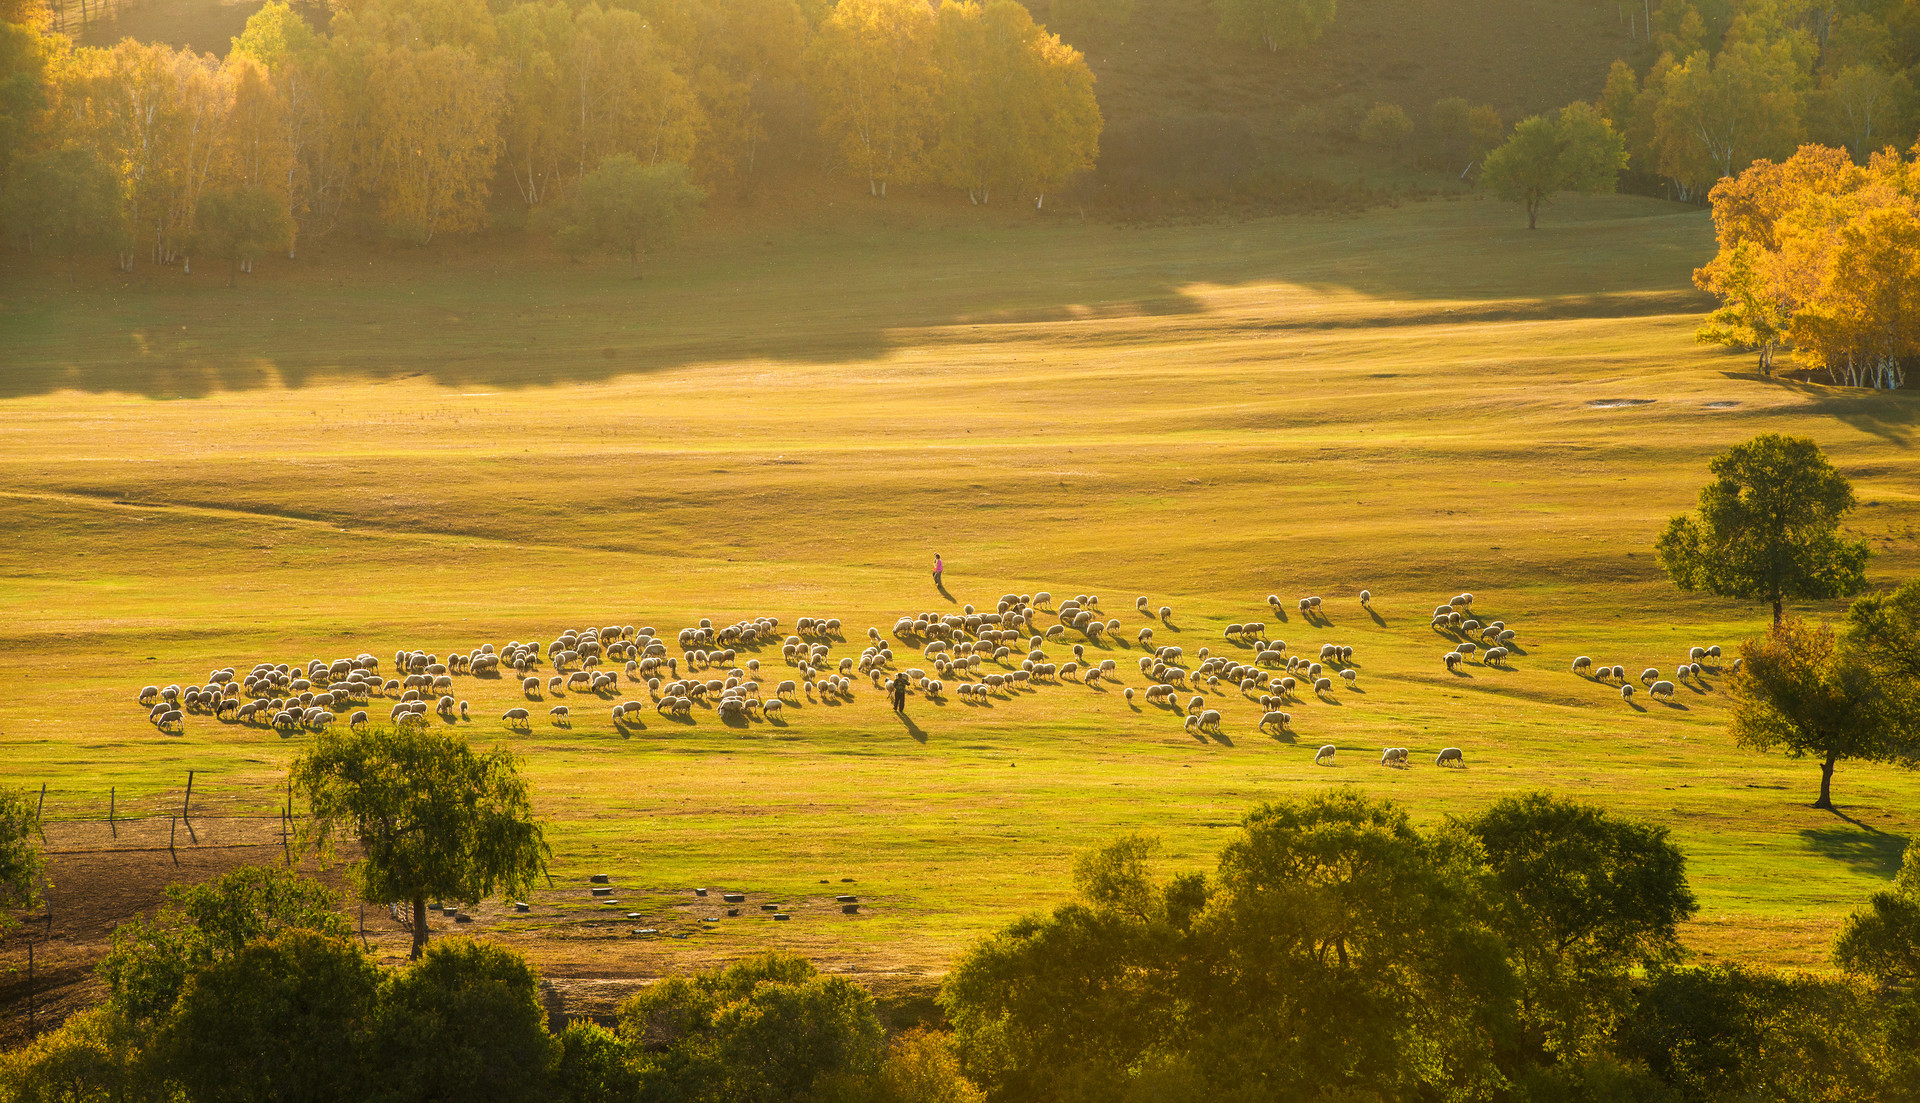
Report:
891,672,909,712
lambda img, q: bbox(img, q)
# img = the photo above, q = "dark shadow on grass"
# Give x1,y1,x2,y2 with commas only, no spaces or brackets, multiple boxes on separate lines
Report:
1657,699,1689,711
1210,730,1234,747
1366,607,1386,627
935,578,955,604
1801,826,1910,878
898,713,927,743
1449,667,1474,678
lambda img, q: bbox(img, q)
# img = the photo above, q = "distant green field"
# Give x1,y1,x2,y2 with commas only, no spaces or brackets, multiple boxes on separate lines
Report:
2,193,1917,982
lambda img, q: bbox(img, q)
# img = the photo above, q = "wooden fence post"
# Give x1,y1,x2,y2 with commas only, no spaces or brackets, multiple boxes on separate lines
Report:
109,785,116,839
169,816,178,865
35,783,46,843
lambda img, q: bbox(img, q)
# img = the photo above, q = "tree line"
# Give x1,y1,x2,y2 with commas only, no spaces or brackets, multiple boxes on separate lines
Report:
12,780,1920,1102
1597,0,1920,201
0,0,1102,274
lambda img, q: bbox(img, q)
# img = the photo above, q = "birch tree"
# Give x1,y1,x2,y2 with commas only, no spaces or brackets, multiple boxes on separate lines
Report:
805,0,938,197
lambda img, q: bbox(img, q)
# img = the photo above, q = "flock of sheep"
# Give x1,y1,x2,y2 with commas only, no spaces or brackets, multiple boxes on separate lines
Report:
1571,645,1738,703
131,585,1734,772
130,588,1463,770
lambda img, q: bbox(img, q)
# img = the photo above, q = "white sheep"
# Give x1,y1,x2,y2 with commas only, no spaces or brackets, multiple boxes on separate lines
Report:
1313,677,1333,695
1340,669,1357,687
1259,711,1291,733
502,707,531,726
1572,656,1593,675
1620,683,1635,702
1650,680,1676,700
1435,747,1464,767
1199,709,1222,730
1314,744,1336,765
1360,590,1371,606
1641,667,1660,686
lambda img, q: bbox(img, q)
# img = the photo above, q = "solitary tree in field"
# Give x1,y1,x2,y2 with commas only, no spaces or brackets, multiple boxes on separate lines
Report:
548,155,704,273
292,726,548,958
192,185,294,286
1729,616,1914,809
1479,102,1627,229
1656,434,1870,625
0,784,46,935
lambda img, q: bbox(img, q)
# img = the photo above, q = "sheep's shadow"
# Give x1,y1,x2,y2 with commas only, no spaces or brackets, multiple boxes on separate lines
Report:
661,712,697,726
1625,699,1647,713
765,715,788,727
1344,686,1367,695
1684,680,1709,695
1266,727,1296,744
1209,730,1234,747
1448,667,1474,678
1272,608,1289,623
1317,694,1344,706
1657,699,1689,710
1505,644,1530,657
1187,728,1209,744
1366,608,1386,627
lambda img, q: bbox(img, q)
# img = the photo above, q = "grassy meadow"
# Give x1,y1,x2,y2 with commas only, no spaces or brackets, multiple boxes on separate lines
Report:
2,192,1918,983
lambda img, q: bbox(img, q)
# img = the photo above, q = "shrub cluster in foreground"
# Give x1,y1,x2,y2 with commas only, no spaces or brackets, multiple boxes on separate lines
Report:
7,789,1920,1102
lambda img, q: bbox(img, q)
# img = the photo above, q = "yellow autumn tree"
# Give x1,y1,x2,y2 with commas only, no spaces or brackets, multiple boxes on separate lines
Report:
1696,143,1920,390
496,2,697,209
366,43,502,243
230,1,337,250
804,0,938,197
928,0,1099,206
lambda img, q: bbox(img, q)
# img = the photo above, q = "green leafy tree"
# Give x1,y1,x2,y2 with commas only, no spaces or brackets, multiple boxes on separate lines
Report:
1729,616,1914,808
372,939,559,1103
192,185,294,286
1358,101,1412,152
1462,793,1697,1062
1833,839,1920,985
157,929,381,1103
546,154,704,272
1,146,127,278
553,1021,642,1103
1656,434,1871,624
615,953,888,1102
0,1007,148,1102
1619,965,1888,1101
1213,0,1336,53
292,725,549,958
1846,577,1920,685
0,20,51,186
98,865,350,1023
1480,101,1628,229
0,784,44,936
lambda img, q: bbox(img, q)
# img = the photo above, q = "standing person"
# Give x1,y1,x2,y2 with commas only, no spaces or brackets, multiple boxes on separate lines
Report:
891,672,909,713
933,553,944,588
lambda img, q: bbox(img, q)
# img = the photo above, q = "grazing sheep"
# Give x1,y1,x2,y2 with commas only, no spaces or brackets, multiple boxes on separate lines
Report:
1124,687,1135,703
550,705,571,725
1689,646,1707,662
1731,657,1743,673
1650,680,1675,700
1198,709,1222,731
1611,665,1626,681
1314,744,1336,765
348,710,368,730
1313,677,1333,695
1620,684,1635,702
763,698,783,718
1259,711,1291,733
1188,695,1205,714
1641,668,1660,686
1445,651,1463,670
1572,656,1594,676
1159,606,1173,621
1359,590,1371,606
502,707,531,727
1435,747,1464,767
1706,645,1722,659
1340,669,1357,687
